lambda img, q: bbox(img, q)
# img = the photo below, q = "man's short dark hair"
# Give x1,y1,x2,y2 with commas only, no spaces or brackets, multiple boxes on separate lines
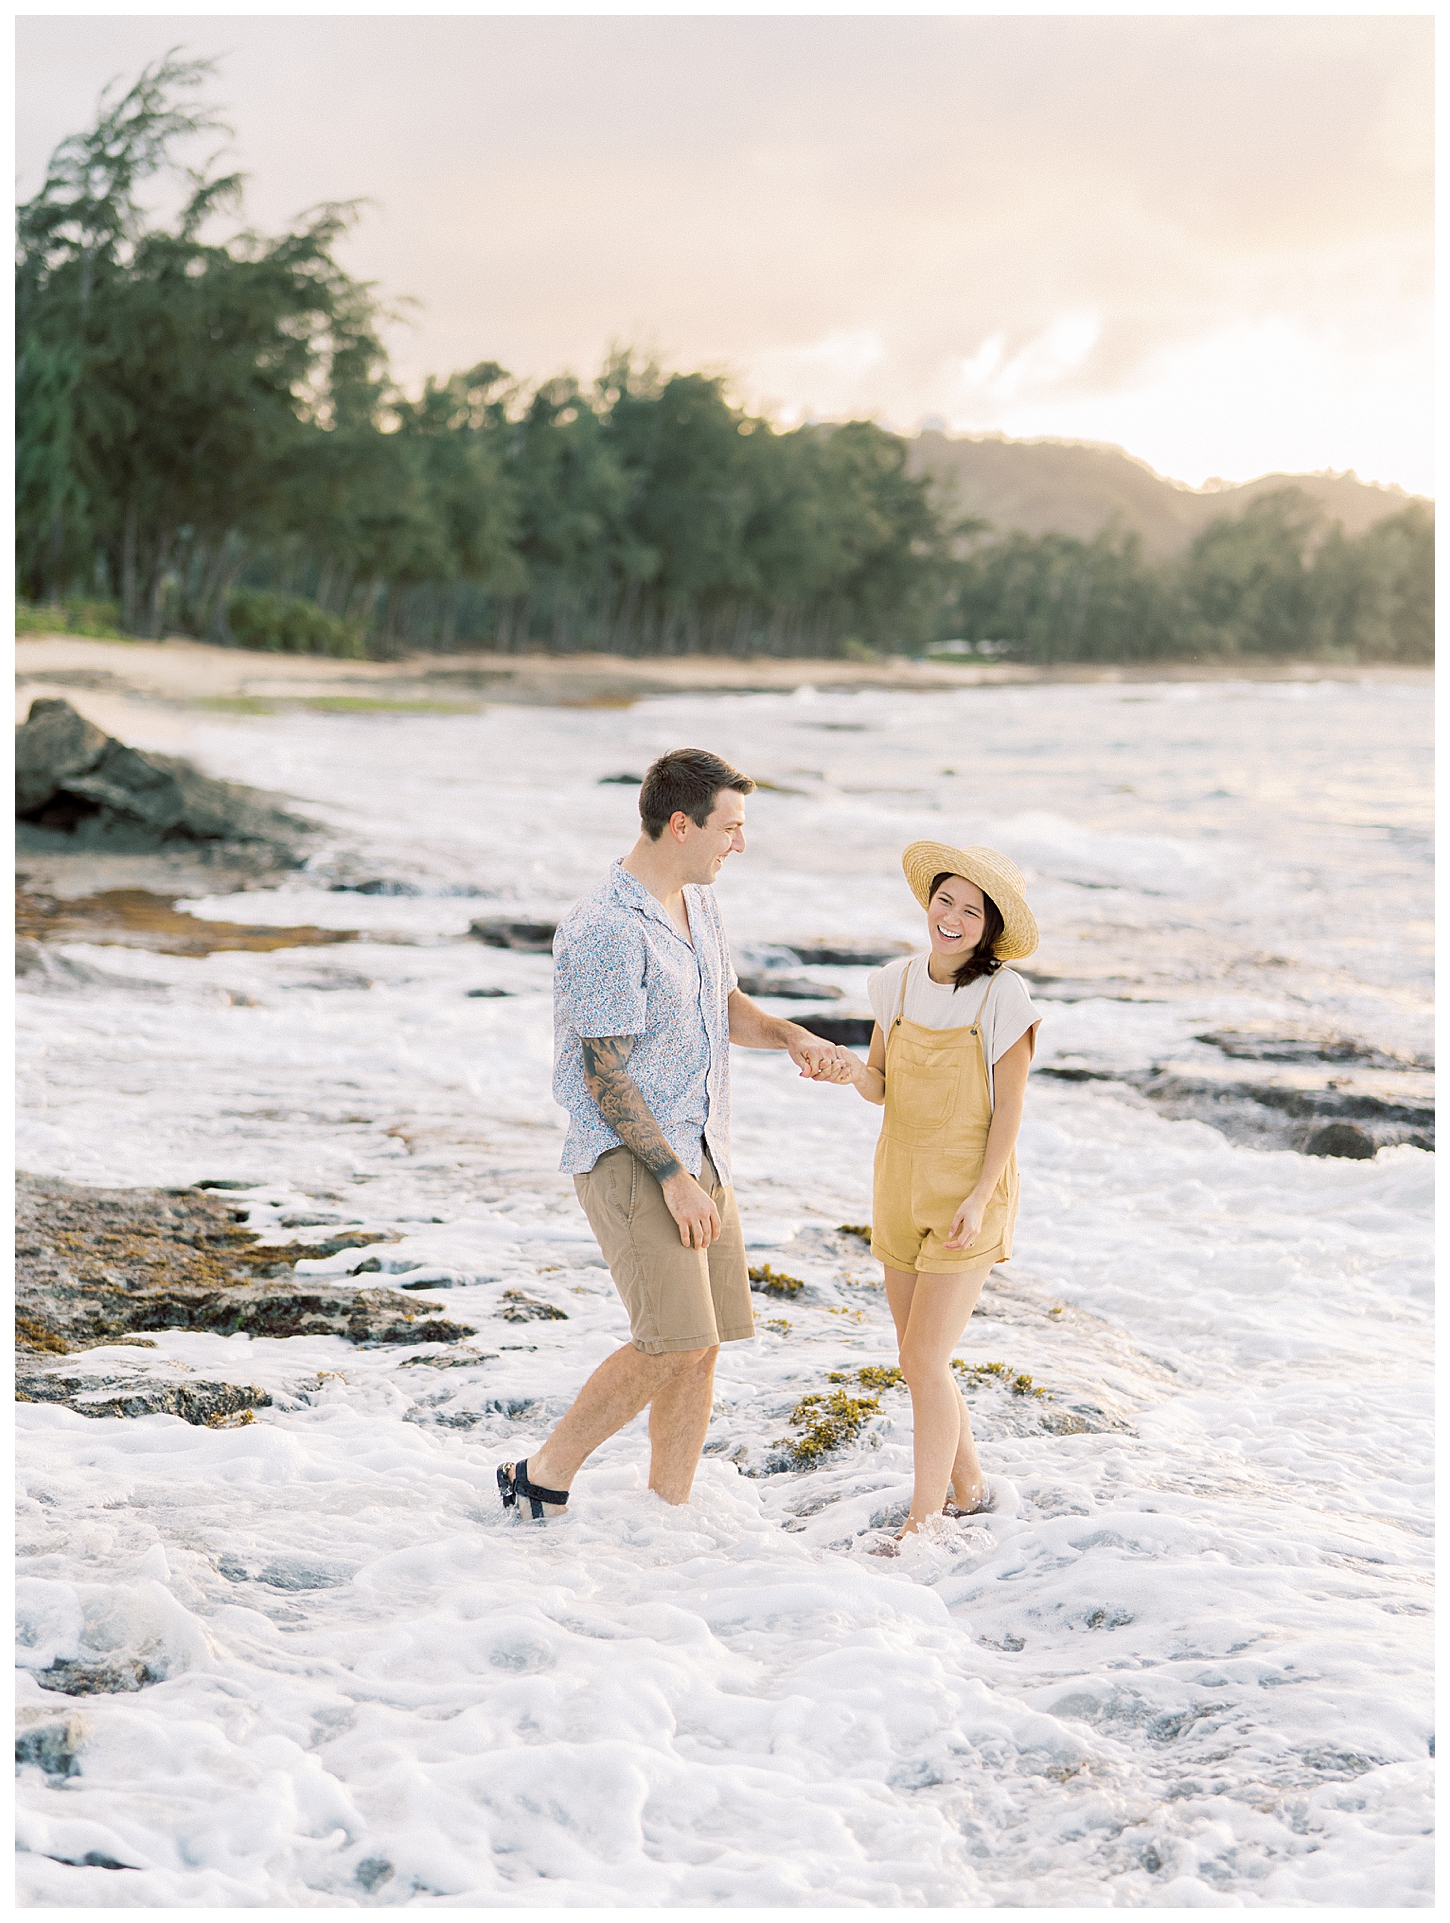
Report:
639,749,755,840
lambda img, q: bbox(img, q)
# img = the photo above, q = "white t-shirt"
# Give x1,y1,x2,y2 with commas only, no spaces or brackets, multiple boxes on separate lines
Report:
866,955,1040,1109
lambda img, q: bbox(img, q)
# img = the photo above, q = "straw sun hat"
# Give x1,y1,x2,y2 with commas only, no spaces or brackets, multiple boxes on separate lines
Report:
901,841,1038,962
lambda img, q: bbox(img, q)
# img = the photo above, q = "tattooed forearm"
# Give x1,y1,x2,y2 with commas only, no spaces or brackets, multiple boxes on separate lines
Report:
580,1035,684,1182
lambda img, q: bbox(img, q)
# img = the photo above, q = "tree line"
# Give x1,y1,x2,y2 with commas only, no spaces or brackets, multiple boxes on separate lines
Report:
942,491,1432,665
16,59,1433,664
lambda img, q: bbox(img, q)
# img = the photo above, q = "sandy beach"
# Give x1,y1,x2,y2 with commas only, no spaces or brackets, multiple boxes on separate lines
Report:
16,631,1425,725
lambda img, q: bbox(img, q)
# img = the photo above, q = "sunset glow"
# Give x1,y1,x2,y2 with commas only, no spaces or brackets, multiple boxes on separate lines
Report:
16,13,1433,494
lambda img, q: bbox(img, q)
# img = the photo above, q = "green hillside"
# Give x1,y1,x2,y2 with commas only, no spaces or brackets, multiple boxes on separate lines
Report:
910,430,1427,561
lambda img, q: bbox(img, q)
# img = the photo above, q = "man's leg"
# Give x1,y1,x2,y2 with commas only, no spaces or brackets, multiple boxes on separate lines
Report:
646,1343,719,1504
524,1341,714,1513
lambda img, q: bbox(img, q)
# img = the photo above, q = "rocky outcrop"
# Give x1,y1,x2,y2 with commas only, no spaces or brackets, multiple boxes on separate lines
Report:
464,924,914,969
1035,1054,1433,1156
16,1710,87,1775
467,917,558,951
1303,1122,1377,1160
34,1657,161,1697
16,1362,272,1425
15,1177,477,1423
796,1015,874,1046
497,1290,568,1323
776,940,914,967
15,698,313,857
735,972,844,1001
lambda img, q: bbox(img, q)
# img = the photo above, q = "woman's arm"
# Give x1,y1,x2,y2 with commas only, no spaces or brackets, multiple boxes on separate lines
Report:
943,1030,1032,1250
828,1024,887,1105
726,988,841,1077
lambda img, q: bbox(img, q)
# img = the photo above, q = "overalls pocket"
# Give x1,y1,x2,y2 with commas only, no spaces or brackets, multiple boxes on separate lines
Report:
885,1037,963,1134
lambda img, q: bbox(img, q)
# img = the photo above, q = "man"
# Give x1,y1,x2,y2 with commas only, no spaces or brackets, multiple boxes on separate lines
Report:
497,747,840,1521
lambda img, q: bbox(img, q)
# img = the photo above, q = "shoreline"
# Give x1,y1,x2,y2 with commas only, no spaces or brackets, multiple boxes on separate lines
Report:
16,633,1429,720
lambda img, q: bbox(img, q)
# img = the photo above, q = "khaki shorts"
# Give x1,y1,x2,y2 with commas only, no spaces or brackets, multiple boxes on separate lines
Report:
573,1144,755,1355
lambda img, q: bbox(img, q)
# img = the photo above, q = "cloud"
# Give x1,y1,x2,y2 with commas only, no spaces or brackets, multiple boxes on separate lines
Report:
957,314,1103,406
15,14,1433,491
748,329,889,425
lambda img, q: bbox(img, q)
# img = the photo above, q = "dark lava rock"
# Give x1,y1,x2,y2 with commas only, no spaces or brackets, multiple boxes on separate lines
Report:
1038,1060,1432,1155
598,772,644,785
251,1557,356,1591
1197,1028,1411,1069
15,1175,475,1367
330,879,423,896
16,1713,85,1776
15,697,312,857
778,940,914,968
16,1364,272,1426
795,1014,874,1047
466,986,513,998
498,1290,568,1323
1040,1403,1135,1436
1304,1122,1377,1160
397,1349,499,1369
35,1655,162,1696
1015,969,1165,1005
1147,1070,1431,1139
467,917,557,952
736,972,845,1002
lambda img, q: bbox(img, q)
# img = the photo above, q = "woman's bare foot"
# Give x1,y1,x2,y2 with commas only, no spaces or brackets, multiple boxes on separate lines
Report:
868,1511,930,1556
944,1476,990,1518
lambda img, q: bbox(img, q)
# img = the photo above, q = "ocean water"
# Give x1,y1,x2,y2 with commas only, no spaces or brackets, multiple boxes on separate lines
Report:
16,675,1433,1906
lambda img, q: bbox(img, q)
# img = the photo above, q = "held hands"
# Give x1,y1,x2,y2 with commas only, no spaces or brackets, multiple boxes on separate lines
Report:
661,1170,724,1250
943,1192,987,1252
786,1035,863,1086
815,1045,869,1088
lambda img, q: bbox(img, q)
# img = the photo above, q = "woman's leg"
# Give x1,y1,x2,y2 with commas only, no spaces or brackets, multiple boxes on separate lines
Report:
945,1378,986,1513
882,1265,919,1347
886,1266,980,1507
886,1263,990,1531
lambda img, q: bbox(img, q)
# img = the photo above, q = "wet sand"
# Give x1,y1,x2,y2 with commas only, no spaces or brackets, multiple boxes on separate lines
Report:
16,632,1428,736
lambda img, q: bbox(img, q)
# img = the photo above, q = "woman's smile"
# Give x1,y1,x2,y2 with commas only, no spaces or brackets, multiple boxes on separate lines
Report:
928,877,986,958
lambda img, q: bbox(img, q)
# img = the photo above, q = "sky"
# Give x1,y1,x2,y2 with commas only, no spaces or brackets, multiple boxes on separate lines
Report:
14,13,1434,494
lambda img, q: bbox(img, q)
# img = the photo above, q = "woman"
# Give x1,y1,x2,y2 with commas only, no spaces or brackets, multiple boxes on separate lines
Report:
827,842,1039,1554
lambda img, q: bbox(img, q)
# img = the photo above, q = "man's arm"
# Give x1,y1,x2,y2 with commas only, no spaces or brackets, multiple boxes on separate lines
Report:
727,988,842,1078
580,1034,722,1249
580,1034,682,1181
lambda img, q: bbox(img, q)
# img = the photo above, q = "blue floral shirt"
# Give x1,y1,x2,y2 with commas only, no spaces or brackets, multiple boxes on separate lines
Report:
553,862,738,1182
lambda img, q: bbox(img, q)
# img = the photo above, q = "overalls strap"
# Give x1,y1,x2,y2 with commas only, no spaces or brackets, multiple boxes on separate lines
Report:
888,956,915,1028
889,959,1005,1033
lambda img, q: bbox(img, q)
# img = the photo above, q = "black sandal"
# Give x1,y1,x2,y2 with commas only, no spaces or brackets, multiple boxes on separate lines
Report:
497,1458,569,1521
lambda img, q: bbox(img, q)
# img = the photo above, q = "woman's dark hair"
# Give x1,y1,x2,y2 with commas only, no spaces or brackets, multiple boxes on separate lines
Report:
930,871,1004,989
639,748,755,840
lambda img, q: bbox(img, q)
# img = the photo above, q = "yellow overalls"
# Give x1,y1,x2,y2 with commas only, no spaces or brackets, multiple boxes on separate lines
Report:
869,970,1020,1276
